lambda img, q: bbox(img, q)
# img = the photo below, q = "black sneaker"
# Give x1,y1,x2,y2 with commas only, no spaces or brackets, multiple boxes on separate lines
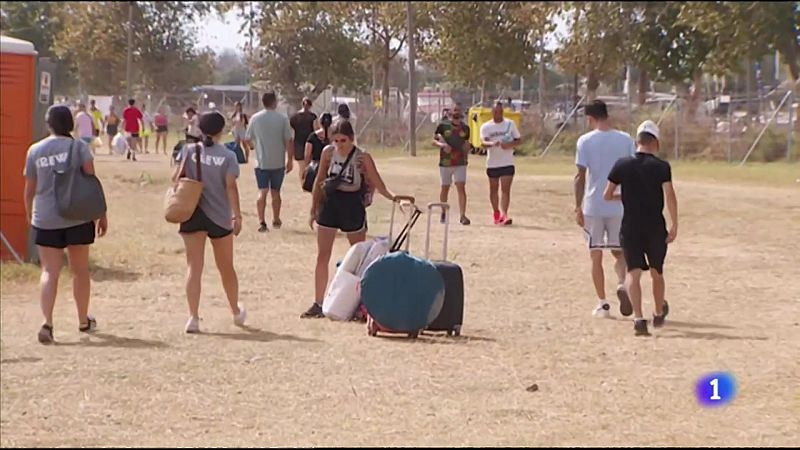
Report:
634,319,650,336
79,316,97,333
258,222,268,233
272,219,282,230
300,302,324,319
653,300,669,328
38,324,54,345
617,285,633,317
460,216,471,226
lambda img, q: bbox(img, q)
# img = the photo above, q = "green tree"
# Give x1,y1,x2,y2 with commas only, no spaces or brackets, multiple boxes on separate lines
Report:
422,2,535,101
231,2,368,107
556,2,630,101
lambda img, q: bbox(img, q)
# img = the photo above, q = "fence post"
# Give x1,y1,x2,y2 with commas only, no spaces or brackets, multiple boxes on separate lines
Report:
674,98,680,159
788,90,794,162
727,98,733,163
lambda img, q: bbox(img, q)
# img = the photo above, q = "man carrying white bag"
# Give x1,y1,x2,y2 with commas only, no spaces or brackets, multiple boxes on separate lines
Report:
322,199,420,321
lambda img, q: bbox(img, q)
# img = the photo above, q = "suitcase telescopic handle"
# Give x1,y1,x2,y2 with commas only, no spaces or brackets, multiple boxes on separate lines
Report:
389,196,416,242
425,202,450,261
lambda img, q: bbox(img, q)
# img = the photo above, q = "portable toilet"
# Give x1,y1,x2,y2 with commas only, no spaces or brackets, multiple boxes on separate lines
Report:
468,106,522,150
0,36,38,262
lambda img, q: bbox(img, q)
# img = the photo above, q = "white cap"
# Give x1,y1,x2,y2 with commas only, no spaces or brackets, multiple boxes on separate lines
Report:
636,120,660,141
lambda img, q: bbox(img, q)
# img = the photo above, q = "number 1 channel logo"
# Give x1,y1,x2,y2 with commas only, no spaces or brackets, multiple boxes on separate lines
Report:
695,372,736,407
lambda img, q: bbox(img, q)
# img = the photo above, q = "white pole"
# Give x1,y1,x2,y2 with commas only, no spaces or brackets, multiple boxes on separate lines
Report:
539,95,586,158
740,86,797,165
0,231,24,264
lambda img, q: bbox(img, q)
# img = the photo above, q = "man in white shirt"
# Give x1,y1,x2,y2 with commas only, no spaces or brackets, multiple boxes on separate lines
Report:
574,100,637,318
480,102,521,225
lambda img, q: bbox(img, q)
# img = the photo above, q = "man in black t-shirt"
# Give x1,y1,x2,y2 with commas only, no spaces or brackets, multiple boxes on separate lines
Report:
604,120,679,337
290,97,319,178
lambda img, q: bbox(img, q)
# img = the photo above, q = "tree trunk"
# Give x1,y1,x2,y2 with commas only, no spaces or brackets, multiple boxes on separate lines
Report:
687,72,703,118
538,44,546,120
586,70,599,101
637,68,649,106
382,39,390,119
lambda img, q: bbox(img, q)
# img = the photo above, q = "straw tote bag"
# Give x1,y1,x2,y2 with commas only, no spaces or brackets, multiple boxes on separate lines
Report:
164,143,204,223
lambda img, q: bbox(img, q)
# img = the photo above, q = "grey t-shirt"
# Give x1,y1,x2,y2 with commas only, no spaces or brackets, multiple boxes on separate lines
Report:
575,129,636,217
245,109,292,170
176,143,240,229
24,136,94,230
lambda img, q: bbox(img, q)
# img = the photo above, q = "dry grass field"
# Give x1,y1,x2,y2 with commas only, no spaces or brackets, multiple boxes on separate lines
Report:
1,145,799,447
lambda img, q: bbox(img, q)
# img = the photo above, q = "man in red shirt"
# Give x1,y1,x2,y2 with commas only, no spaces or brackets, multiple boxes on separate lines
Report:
122,98,143,161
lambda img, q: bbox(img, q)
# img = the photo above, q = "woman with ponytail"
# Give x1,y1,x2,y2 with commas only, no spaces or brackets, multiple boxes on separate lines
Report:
171,111,246,333
302,112,332,180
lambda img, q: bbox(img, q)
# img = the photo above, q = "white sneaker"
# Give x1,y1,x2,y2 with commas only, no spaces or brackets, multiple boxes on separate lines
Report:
185,316,200,334
592,302,611,318
234,304,246,327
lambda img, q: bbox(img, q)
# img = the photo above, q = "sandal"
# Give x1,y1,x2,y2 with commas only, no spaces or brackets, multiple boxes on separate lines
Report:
79,317,97,333
38,324,54,345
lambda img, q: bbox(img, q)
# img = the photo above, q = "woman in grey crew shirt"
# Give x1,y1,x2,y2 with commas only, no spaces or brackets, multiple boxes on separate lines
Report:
172,111,245,334
24,105,109,344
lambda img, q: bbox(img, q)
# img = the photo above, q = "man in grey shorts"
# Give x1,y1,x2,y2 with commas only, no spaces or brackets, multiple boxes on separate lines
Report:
432,104,471,225
574,100,636,318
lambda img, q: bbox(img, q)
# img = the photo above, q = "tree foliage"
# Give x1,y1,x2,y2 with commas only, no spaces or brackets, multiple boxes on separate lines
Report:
422,2,535,97
232,1,369,107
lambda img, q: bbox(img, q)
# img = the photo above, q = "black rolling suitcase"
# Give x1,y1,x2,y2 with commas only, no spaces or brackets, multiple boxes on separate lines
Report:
424,203,464,336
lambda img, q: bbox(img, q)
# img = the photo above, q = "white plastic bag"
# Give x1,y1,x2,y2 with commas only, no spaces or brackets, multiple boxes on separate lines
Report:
322,270,362,321
355,237,391,277
112,132,128,155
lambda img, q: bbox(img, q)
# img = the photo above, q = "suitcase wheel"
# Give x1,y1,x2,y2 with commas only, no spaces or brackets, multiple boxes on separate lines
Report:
408,330,419,339
453,325,461,337
367,320,378,337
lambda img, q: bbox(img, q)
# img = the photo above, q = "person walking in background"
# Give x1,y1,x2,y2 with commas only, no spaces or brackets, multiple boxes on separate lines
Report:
289,97,318,179
230,101,249,156
604,120,678,336
303,119,411,319
304,112,332,170
141,104,154,154
154,107,169,155
24,105,108,344
480,101,521,226
89,99,104,141
105,106,121,155
245,91,293,233
122,99,143,161
574,100,636,319
184,107,201,144
74,103,95,152
172,111,245,334
432,103,471,225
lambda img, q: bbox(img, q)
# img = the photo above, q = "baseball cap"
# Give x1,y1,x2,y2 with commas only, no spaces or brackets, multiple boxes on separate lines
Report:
637,120,660,141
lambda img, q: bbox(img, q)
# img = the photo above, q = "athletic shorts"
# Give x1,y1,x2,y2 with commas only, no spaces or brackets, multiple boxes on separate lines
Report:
486,165,515,178
439,165,467,186
317,190,367,234
620,229,668,274
107,125,118,136
255,168,285,191
156,125,168,133
179,207,232,239
33,222,95,249
293,141,306,161
583,215,622,250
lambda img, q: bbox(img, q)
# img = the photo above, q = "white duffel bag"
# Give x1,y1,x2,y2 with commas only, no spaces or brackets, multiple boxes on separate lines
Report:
322,270,362,321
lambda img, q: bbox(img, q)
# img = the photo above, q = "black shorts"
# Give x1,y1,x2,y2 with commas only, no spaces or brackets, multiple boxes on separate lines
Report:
317,191,367,233
156,125,168,133
486,165,515,178
621,229,668,274
107,125,118,136
130,133,140,139
179,208,232,239
33,222,95,249
293,141,306,161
